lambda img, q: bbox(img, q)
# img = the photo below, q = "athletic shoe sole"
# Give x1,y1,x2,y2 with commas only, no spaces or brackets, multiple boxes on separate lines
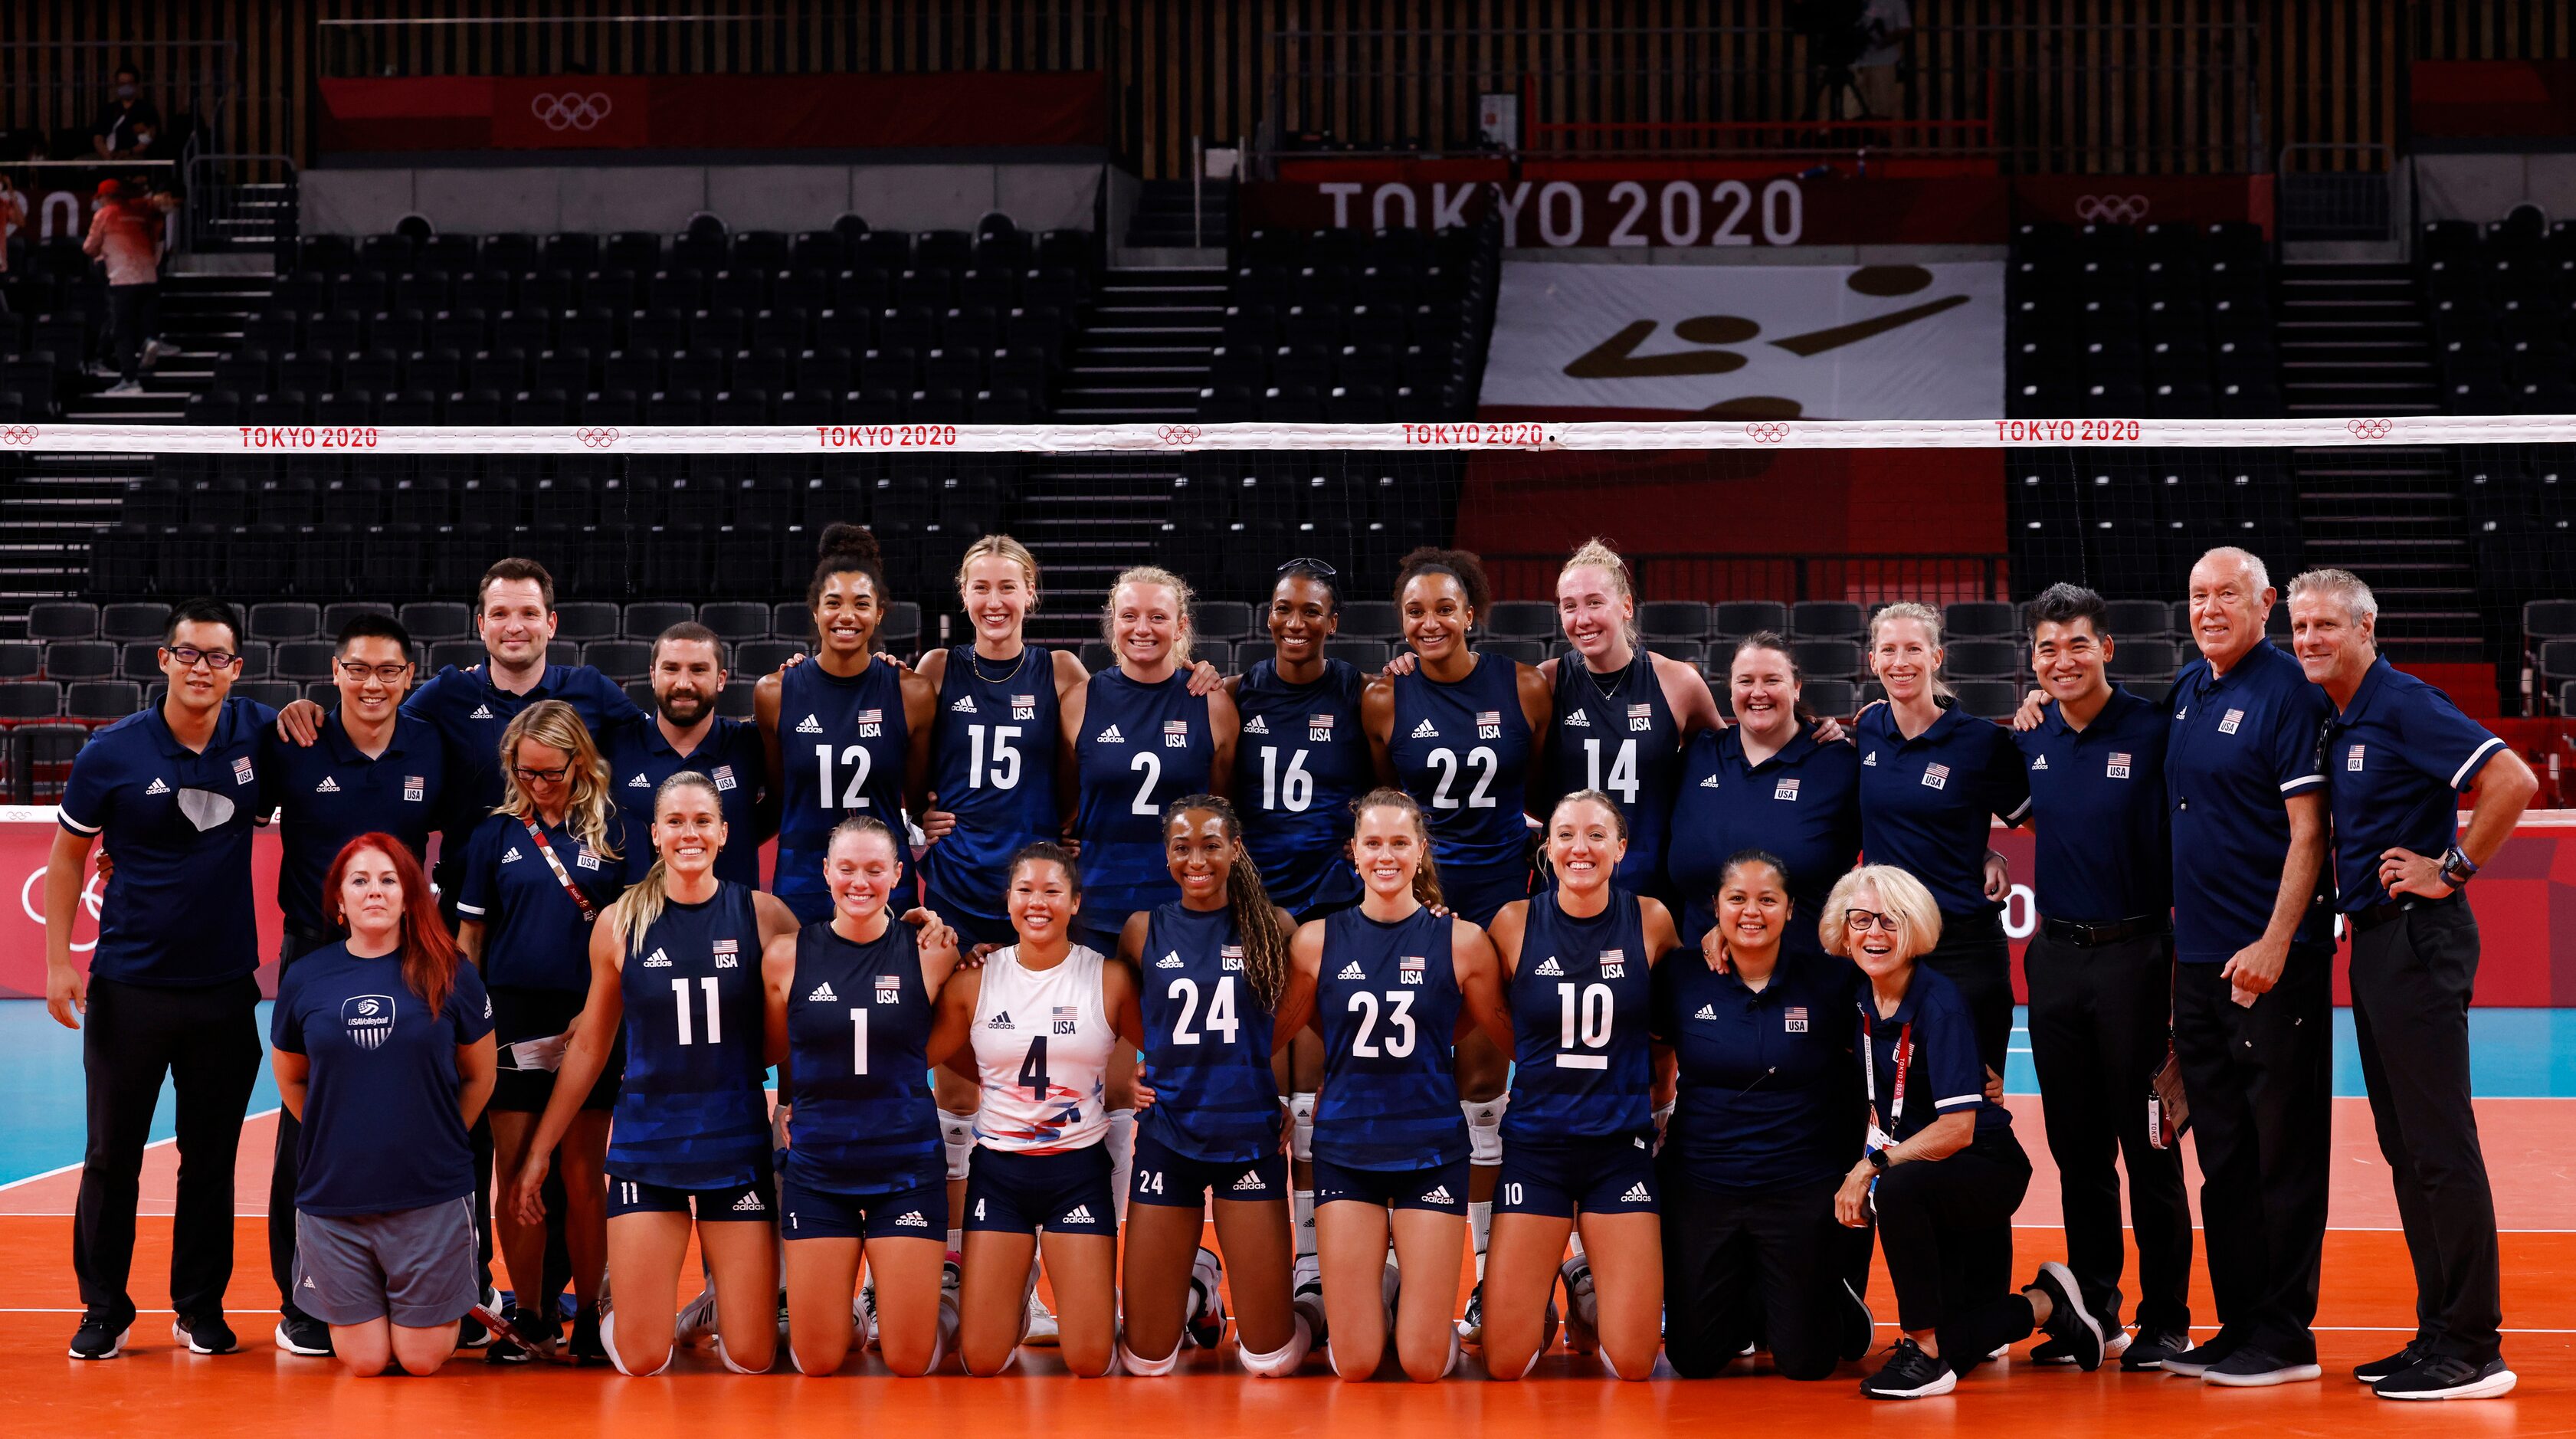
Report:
1863,1369,1958,1399
273,1323,331,1357
2204,1362,2323,1387
173,1319,236,1355
2378,1368,2518,1401
67,1325,131,1360
2034,1262,2104,1370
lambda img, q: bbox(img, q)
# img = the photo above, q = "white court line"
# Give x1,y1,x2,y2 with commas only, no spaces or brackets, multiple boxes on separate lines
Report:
0,1107,281,1194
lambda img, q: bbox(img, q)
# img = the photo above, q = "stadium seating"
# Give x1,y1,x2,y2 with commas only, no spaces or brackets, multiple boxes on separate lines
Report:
2420,215,2576,414
1199,224,1494,422
2007,220,2280,420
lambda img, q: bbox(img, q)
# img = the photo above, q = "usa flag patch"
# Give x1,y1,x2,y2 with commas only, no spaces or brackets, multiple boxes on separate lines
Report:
1628,702,1653,733
1398,955,1427,984
712,763,738,792
1221,944,1244,971
1476,709,1503,739
403,775,425,801
2106,752,2132,779
1922,762,1951,791
1785,1006,1809,1033
1051,1005,1079,1034
231,755,256,785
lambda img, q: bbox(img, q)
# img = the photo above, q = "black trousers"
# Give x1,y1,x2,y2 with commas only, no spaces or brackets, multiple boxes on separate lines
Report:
2173,945,2334,1363
1659,1169,1847,1380
2024,927,2193,1335
1920,908,2012,1077
2349,897,2502,1363
106,281,158,382
1873,1129,2034,1377
74,973,264,1327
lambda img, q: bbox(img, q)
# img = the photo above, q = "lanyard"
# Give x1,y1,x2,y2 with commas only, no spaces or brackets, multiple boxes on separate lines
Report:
1856,1004,1912,1141
520,816,598,923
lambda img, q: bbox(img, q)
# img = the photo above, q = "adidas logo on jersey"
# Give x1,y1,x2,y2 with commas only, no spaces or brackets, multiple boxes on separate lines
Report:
502,845,523,864
1699,774,1720,788
302,1276,316,1290
987,1010,1014,1030
1156,951,1185,969
807,982,838,1002
1862,752,1877,766
1243,714,1268,734
1620,1182,1652,1203
2030,754,2049,772
1418,1185,1454,1205
313,776,340,794
627,772,650,788
1061,1205,1096,1224
795,714,823,734
1336,962,1365,980
1410,718,1439,739
951,696,977,713
642,948,673,969
1694,1004,1718,1020
469,704,494,720
1534,956,1563,976
1096,724,1125,744
895,1210,929,1228
145,777,170,795
1233,1171,1267,1192
732,1192,765,1214
1562,710,1589,727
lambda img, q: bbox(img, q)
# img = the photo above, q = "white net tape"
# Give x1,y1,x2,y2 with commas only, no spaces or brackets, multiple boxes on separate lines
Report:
0,415,2569,454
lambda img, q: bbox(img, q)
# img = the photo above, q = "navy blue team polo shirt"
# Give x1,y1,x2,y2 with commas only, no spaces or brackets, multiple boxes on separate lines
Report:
262,710,446,936
402,661,641,867
1667,726,1864,953
2321,656,2508,912
1862,963,2009,1142
272,945,493,1214
599,713,772,887
2012,686,2172,924
59,695,277,987
2165,638,2333,964
1650,947,1863,1191
1855,702,2031,917
455,808,633,995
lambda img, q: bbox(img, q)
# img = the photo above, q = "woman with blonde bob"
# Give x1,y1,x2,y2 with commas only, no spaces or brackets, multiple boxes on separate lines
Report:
1823,865,2104,1400
457,698,632,1362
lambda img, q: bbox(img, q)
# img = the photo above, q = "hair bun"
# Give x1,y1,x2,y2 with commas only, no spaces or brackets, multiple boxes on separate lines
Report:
818,522,880,563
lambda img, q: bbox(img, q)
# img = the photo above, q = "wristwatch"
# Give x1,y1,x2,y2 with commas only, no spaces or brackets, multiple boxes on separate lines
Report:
2439,846,2479,890
1866,1147,1892,1172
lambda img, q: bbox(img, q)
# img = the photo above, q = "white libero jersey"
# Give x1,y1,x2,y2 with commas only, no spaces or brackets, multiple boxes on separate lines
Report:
969,943,1113,1154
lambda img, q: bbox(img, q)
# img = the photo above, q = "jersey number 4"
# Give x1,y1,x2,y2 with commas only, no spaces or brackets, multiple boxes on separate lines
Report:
1345,989,1418,1057
1017,1037,1050,1098
1167,975,1239,1045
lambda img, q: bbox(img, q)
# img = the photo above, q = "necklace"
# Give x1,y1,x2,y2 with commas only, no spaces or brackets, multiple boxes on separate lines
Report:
968,644,1030,686
1588,659,1627,699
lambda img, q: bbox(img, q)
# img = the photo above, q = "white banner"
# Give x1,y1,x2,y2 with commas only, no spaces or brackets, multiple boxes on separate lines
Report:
1478,259,2005,421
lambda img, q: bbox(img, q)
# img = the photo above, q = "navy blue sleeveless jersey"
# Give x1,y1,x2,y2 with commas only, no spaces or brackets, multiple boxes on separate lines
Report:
1313,904,1467,1172
1503,888,1656,1141
775,658,913,923
920,644,1064,942
1138,903,1282,1165
1073,670,1214,936
1232,659,1368,919
784,919,944,1196
607,883,772,1190
1545,653,1681,897
1387,656,1535,924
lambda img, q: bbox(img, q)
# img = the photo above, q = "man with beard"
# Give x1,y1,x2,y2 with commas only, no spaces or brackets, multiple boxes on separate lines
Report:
601,622,775,887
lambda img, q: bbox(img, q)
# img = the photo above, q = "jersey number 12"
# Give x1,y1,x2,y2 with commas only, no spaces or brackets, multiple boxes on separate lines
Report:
814,743,874,809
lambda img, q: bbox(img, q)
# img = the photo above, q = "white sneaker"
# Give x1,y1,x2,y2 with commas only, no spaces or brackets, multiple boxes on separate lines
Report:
860,1280,880,1349
1186,1246,1228,1349
674,1285,718,1346
1024,1283,1060,1346
1291,1253,1327,1345
1558,1254,1598,1353
103,380,145,397
142,339,182,364
1455,1281,1484,1344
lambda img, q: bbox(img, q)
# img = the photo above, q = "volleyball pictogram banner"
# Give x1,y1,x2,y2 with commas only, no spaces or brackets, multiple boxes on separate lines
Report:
1477,259,2007,421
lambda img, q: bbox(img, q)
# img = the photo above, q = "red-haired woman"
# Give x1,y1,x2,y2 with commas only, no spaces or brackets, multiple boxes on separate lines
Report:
270,835,498,1378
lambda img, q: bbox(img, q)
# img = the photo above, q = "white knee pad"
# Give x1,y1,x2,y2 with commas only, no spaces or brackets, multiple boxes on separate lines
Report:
1237,1312,1313,1378
1118,1336,1182,1376
600,1311,673,1378
1516,1338,1545,1379
1462,1096,1506,1165
715,1336,772,1375
1288,1092,1318,1163
1107,1106,1136,1221
941,1110,976,1182
1598,1344,1627,1381
1442,1326,1463,1378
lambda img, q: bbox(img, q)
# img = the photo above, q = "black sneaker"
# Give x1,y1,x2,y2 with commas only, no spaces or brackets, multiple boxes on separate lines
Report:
2029,1336,2080,1365
457,1287,500,1349
2353,1340,2428,1384
67,1314,131,1361
1836,1279,1876,1362
485,1304,553,1364
2372,1354,2517,1401
1860,1339,1958,1399
1456,1282,1484,1344
2159,1331,2240,1378
2025,1262,2103,1372
2202,1344,2322,1387
2122,1330,2189,1372
172,1313,238,1355
273,1313,333,1356
566,1306,607,1365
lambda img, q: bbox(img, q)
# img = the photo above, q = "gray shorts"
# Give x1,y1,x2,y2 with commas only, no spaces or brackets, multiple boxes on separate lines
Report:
293,1197,480,1329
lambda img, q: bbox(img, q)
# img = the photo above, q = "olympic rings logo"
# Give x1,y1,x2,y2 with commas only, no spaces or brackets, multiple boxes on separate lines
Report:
530,92,615,132
0,425,36,445
21,866,103,952
1745,422,1791,444
575,427,621,448
2346,418,2392,440
1157,424,1203,446
2073,195,2150,225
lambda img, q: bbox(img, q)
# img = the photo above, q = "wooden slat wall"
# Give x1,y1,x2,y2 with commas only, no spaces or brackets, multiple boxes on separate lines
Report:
13,1,2574,182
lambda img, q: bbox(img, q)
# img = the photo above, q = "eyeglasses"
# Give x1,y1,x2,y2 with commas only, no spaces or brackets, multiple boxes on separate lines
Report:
1277,557,1339,577
163,646,242,670
1844,909,1904,933
511,765,572,784
338,660,413,683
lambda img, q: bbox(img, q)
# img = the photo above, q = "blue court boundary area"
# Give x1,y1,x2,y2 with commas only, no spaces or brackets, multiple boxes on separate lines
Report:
4,1001,2575,1189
